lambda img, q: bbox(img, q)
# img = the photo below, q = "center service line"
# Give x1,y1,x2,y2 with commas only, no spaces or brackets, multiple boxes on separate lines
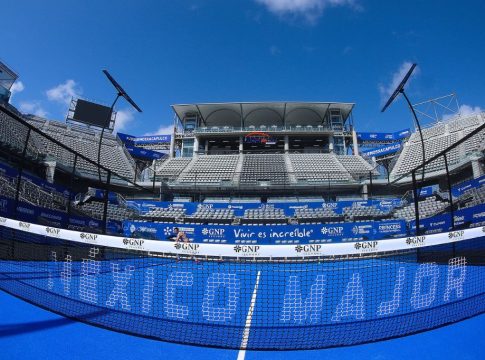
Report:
237,270,262,360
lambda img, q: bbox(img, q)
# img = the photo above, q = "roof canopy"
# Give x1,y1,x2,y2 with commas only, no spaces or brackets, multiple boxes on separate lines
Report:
171,102,354,128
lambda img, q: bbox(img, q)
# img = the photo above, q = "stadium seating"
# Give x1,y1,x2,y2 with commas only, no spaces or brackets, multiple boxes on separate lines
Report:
391,114,485,178
155,157,192,180
336,155,376,179
393,196,448,221
342,204,390,220
289,154,352,182
73,200,137,221
240,154,290,185
178,155,239,184
26,116,136,180
294,207,341,219
187,207,235,223
0,171,67,212
140,207,186,219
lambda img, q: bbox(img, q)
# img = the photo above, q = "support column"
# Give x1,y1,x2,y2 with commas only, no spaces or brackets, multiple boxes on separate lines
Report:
205,139,209,155
329,136,334,153
352,130,359,155
193,137,199,157
361,184,368,200
239,135,244,153
471,156,484,178
284,135,289,153
169,132,175,158
45,161,56,183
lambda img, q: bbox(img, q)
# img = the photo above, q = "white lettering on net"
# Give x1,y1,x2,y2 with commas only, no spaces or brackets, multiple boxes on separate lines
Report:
48,251,57,290
411,263,439,309
61,254,72,296
164,271,193,320
202,273,240,322
332,273,365,322
378,267,406,316
79,248,100,304
142,268,154,314
280,275,326,324
444,257,467,302
106,263,135,311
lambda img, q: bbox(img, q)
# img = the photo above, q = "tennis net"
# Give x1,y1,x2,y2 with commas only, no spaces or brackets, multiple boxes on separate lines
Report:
0,217,484,350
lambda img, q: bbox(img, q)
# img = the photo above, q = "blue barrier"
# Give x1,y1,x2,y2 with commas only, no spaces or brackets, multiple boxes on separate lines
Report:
126,199,403,217
123,219,408,244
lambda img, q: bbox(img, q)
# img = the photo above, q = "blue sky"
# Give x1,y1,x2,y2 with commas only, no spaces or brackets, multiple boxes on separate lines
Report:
4,0,485,136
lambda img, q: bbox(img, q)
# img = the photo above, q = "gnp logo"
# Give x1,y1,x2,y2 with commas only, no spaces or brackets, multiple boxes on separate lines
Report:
174,242,200,254
448,230,465,241
354,241,379,252
80,233,98,242
122,238,145,249
321,226,344,236
406,236,426,247
18,222,30,230
243,132,277,145
295,244,323,256
234,245,261,256
45,227,61,238
202,228,225,238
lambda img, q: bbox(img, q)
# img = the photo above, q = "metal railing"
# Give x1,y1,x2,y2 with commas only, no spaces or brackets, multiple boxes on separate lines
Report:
0,104,155,233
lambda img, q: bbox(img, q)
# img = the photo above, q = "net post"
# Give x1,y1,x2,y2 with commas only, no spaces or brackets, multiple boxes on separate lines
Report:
152,160,156,193
102,170,112,234
443,153,455,230
67,153,78,217
369,170,373,200
14,127,31,214
411,170,420,235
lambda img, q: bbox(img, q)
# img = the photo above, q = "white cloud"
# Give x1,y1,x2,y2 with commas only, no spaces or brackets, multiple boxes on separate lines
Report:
10,81,25,98
113,108,135,133
457,104,482,116
443,104,483,120
19,101,48,118
46,79,82,105
255,0,359,23
379,61,419,103
144,124,174,136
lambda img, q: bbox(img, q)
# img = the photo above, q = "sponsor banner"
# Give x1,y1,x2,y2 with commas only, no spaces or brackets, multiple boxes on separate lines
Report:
133,135,171,145
0,215,483,258
0,162,18,177
68,215,102,230
128,199,403,217
409,204,485,234
451,175,485,197
0,196,14,216
126,145,166,160
123,219,407,244
118,133,171,146
419,185,437,198
92,189,119,204
357,128,410,142
361,143,401,158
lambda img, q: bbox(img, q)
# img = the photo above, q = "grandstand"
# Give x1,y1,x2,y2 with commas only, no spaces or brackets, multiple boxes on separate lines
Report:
0,95,484,350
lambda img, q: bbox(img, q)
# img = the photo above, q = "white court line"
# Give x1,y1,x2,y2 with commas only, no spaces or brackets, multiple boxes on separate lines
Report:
237,270,262,360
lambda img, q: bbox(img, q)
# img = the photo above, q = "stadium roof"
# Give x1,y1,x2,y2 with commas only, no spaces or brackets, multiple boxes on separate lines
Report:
171,102,355,127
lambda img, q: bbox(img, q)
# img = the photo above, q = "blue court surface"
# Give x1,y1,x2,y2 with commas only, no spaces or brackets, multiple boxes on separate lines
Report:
0,268,484,359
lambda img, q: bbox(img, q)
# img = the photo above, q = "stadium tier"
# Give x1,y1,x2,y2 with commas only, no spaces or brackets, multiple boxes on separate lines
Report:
0,98,484,350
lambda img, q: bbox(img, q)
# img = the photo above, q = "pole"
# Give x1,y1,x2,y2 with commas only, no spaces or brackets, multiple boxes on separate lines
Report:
14,128,31,214
411,170,420,236
401,90,426,183
97,94,121,182
443,153,455,230
102,170,111,234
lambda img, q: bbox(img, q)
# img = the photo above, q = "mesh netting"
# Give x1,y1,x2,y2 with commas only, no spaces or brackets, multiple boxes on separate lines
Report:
0,225,484,350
